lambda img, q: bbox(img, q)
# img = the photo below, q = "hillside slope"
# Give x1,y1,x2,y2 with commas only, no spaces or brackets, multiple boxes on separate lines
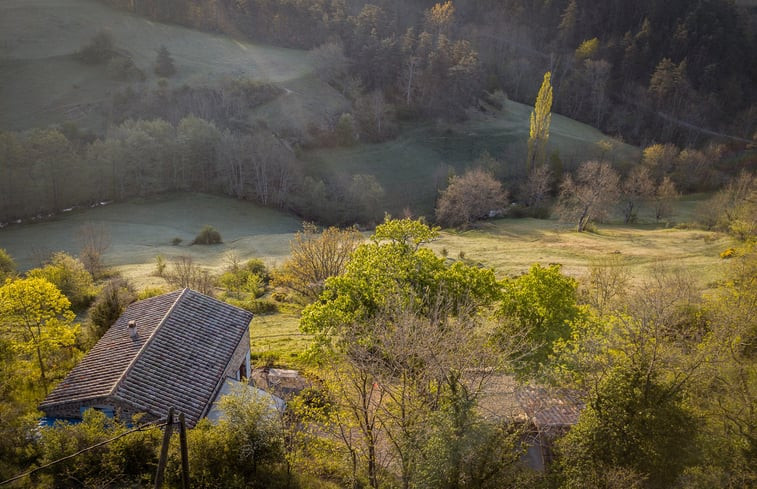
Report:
304,100,641,216
0,0,347,133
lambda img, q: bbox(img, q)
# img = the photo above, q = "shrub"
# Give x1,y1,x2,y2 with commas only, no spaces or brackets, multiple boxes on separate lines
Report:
248,299,278,314
334,113,357,146
192,226,222,245
77,30,115,64
220,271,264,299
0,248,16,280
171,237,183,246
228,298,279,315
87,278,136,343
244,258,269,282
154,255,166,277
106,56,145,82
137,287,167,300
38,410,161,487
720,248,736,259
28,252,96,311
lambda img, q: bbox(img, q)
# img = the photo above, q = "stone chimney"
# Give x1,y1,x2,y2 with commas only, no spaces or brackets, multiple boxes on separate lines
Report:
128,320,137,339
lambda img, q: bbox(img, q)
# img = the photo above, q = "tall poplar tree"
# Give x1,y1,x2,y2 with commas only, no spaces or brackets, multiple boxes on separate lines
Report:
527,72,553,174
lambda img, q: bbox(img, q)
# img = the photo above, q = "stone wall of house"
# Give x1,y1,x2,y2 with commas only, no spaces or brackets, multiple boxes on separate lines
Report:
42,397,158,424
223,327,251,381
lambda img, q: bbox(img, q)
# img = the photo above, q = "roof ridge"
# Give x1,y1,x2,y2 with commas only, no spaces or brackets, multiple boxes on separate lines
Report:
109,288,189,398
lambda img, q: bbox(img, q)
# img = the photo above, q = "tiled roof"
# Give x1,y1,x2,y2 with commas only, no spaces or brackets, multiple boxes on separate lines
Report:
476,374,583,429
517,386,583,429
40,289,253,427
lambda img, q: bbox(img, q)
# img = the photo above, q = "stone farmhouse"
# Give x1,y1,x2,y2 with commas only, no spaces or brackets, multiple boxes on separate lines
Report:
39,288,253,428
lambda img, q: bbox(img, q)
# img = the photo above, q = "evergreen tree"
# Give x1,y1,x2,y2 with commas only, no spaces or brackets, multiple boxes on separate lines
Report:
154,45,176,78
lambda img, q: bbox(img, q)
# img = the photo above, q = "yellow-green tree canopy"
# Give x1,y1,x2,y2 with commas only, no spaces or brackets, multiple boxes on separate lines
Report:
0,277,79,393
0,248,16,281
498,264,586,375
28,252,96,311
300,218,500,345
527,71,553,173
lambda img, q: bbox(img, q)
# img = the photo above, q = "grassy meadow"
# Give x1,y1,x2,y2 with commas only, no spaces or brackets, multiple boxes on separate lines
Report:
0,193,302,275
0,192,733,366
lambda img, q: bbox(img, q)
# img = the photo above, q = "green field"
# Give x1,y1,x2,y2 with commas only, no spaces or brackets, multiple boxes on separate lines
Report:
0,191,727,288
0,193,302,278
0,0,347,133
303,100,641,216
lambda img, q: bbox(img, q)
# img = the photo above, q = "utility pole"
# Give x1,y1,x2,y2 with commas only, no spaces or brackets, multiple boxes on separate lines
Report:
179,412,190,489
154,407,175,489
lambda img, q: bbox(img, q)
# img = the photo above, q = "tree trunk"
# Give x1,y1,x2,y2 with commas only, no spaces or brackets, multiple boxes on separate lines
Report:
36,344,48,394
577,205,589,232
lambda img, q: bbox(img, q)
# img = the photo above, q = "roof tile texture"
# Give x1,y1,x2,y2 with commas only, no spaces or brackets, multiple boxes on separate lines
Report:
40,289,253,427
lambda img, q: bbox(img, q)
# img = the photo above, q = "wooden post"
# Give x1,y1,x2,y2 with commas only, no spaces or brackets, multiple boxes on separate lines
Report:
179,412,190,489
154,407,174,489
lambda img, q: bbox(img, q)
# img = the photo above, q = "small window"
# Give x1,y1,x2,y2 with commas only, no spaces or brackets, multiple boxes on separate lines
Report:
239,362,247,380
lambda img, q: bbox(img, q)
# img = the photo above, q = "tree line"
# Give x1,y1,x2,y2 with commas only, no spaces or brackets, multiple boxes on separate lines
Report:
0,117,385,226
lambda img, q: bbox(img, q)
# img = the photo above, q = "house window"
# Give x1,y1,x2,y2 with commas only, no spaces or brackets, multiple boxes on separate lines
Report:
239,362,247,380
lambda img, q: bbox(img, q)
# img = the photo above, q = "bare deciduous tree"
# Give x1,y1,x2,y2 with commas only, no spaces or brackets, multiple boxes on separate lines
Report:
322,294,524,489
620,165,655,224
556,160,620,232
435,168,508,228
271,223,363,303
653,176,678,222
581,254,630,315
78,222,111,278
165,255,216,296
519,164,552,209
310,41,349,90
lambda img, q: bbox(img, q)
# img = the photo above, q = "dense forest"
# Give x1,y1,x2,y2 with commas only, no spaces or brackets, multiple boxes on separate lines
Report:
98,0,757,144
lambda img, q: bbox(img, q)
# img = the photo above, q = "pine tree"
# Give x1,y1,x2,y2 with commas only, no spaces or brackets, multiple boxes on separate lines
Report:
527,72,552,174
154,45,176,78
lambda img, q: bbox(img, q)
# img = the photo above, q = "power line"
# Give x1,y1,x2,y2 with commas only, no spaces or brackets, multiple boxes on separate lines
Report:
0,419,167,487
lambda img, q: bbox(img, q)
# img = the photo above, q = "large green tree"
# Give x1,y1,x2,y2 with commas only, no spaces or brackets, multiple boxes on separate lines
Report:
0,277,79,394
498,264,585,376
556,363,698,489
300,217,500,345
